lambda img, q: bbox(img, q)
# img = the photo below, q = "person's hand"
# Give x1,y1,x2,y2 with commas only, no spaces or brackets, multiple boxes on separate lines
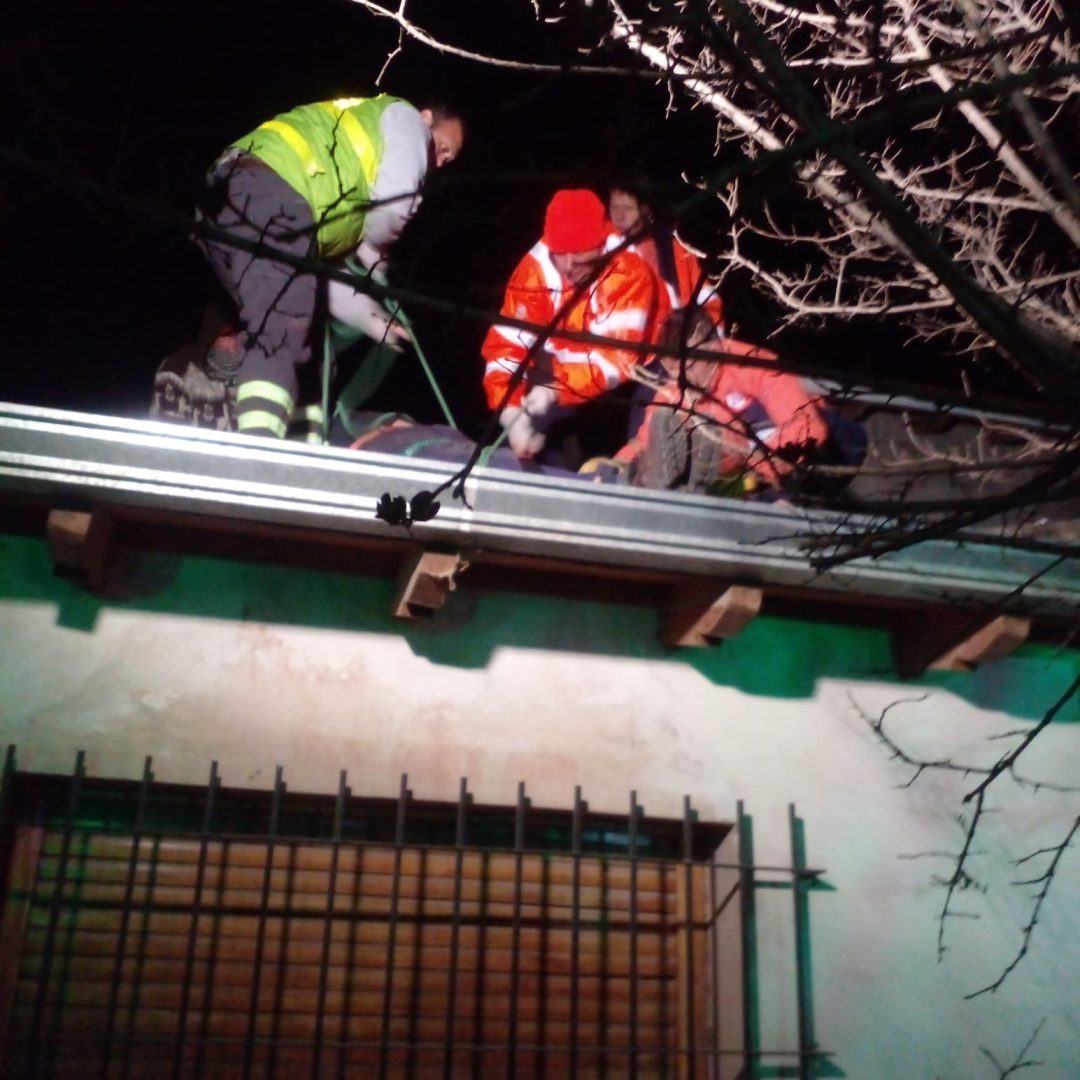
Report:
499,405,546,458
326,282,411,351
522,385,557,421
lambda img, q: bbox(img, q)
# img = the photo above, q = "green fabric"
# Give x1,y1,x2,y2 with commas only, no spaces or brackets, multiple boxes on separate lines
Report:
337,339,402,409
234,95,399,258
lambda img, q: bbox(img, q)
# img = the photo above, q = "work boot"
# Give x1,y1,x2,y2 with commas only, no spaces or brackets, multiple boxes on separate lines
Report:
205,329,244,382
633,405,689,490
686,422,731,493
150,341,236,432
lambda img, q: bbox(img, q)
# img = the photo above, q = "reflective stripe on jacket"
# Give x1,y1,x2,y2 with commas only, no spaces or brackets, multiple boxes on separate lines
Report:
481,242,671,411
233,95,400,258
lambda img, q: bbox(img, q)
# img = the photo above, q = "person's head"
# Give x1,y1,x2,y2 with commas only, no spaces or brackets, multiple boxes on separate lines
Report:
658,308,720,378
419,101,466,168
608,186,652,236
542,189,608,285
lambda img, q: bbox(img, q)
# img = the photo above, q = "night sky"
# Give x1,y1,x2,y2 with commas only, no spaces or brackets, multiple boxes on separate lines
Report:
2,0,952,436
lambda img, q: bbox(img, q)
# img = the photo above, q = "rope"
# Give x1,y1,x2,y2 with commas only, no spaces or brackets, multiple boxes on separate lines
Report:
477,425,508,468
339,256,459,431
382,297,458,430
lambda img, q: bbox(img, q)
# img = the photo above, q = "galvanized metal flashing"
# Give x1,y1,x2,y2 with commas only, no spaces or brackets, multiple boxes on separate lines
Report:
1,402,1076,615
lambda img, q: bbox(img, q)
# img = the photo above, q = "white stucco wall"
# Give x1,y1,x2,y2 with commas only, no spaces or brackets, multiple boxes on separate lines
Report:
2,533,1078,1077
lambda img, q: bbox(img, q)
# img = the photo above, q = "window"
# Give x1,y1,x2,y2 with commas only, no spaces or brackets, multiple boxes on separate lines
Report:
0,756,760,1078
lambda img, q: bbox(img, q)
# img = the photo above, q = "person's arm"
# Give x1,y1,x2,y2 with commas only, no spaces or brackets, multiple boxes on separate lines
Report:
358,101,432,265
481,256,552,411
327,104,430,346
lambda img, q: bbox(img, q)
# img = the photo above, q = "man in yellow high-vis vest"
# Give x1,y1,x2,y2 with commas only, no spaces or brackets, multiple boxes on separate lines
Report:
198,95,465,439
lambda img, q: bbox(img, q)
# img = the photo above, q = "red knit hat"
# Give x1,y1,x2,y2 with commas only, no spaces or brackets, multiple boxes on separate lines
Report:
542,189,608,254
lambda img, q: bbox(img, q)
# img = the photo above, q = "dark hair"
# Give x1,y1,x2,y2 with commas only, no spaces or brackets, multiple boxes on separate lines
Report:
659,308,718,353
418,98,468,142
607,173,649,204
607,174,674,225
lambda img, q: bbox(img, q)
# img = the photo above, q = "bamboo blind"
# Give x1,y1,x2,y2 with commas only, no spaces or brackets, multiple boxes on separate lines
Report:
3,827,712,1079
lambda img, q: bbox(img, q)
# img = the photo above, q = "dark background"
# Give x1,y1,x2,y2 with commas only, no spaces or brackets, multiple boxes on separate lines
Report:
1,0,948,437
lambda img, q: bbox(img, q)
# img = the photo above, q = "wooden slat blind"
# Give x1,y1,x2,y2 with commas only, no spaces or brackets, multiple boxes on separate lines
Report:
4,827,713,1078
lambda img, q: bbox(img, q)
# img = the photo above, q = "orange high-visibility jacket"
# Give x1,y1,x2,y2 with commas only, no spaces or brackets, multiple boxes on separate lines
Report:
481,242,671,411
606,229,724,330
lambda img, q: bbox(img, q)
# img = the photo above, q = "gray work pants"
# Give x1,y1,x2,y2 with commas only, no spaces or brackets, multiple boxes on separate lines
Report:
198,156,318,436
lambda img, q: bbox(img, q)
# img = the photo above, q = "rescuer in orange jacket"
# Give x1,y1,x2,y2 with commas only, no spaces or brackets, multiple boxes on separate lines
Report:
607,182,725,333
617,309,834,492
481,189,671,459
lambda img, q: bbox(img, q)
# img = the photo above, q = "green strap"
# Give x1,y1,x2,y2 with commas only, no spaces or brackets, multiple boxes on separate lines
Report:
336,337,402,412
338,256,458,430
321,327,333,445
381,299,458,430
477,425,508,467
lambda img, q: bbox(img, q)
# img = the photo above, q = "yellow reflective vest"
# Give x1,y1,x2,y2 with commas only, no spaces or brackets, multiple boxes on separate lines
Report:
234,95,400,258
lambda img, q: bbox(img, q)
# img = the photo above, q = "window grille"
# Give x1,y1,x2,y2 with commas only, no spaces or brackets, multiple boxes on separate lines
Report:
0,747,823,1078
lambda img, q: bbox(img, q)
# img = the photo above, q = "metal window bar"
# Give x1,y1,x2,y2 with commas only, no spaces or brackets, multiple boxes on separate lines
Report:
569,785,583,1080
737,800,758,1080
171,760,218,1080
0,756,831,1078
682,794,698,1079
710,847,722,1080
99,755,153,1079
120,806,164,1080
659,854,671,1080
313,770,348,1077
26,749,84,1080
377,774,410,1080
443,777,470,1080
470,841,491,1080
790,804,817,1080
536,849,550,1080
506,781,528,1080
242,764,283,1080
598,850,609,1080
338,778,366,1080
266,836,297,1079
628,790,640,1079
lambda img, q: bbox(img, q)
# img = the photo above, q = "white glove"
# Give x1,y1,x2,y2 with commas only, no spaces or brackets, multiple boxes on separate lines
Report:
326,279,410,351
522,384,557,421
499,405,546,458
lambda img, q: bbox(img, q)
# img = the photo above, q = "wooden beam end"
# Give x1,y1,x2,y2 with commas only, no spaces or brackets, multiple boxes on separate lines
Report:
661,583,762,648
392,549,465,620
